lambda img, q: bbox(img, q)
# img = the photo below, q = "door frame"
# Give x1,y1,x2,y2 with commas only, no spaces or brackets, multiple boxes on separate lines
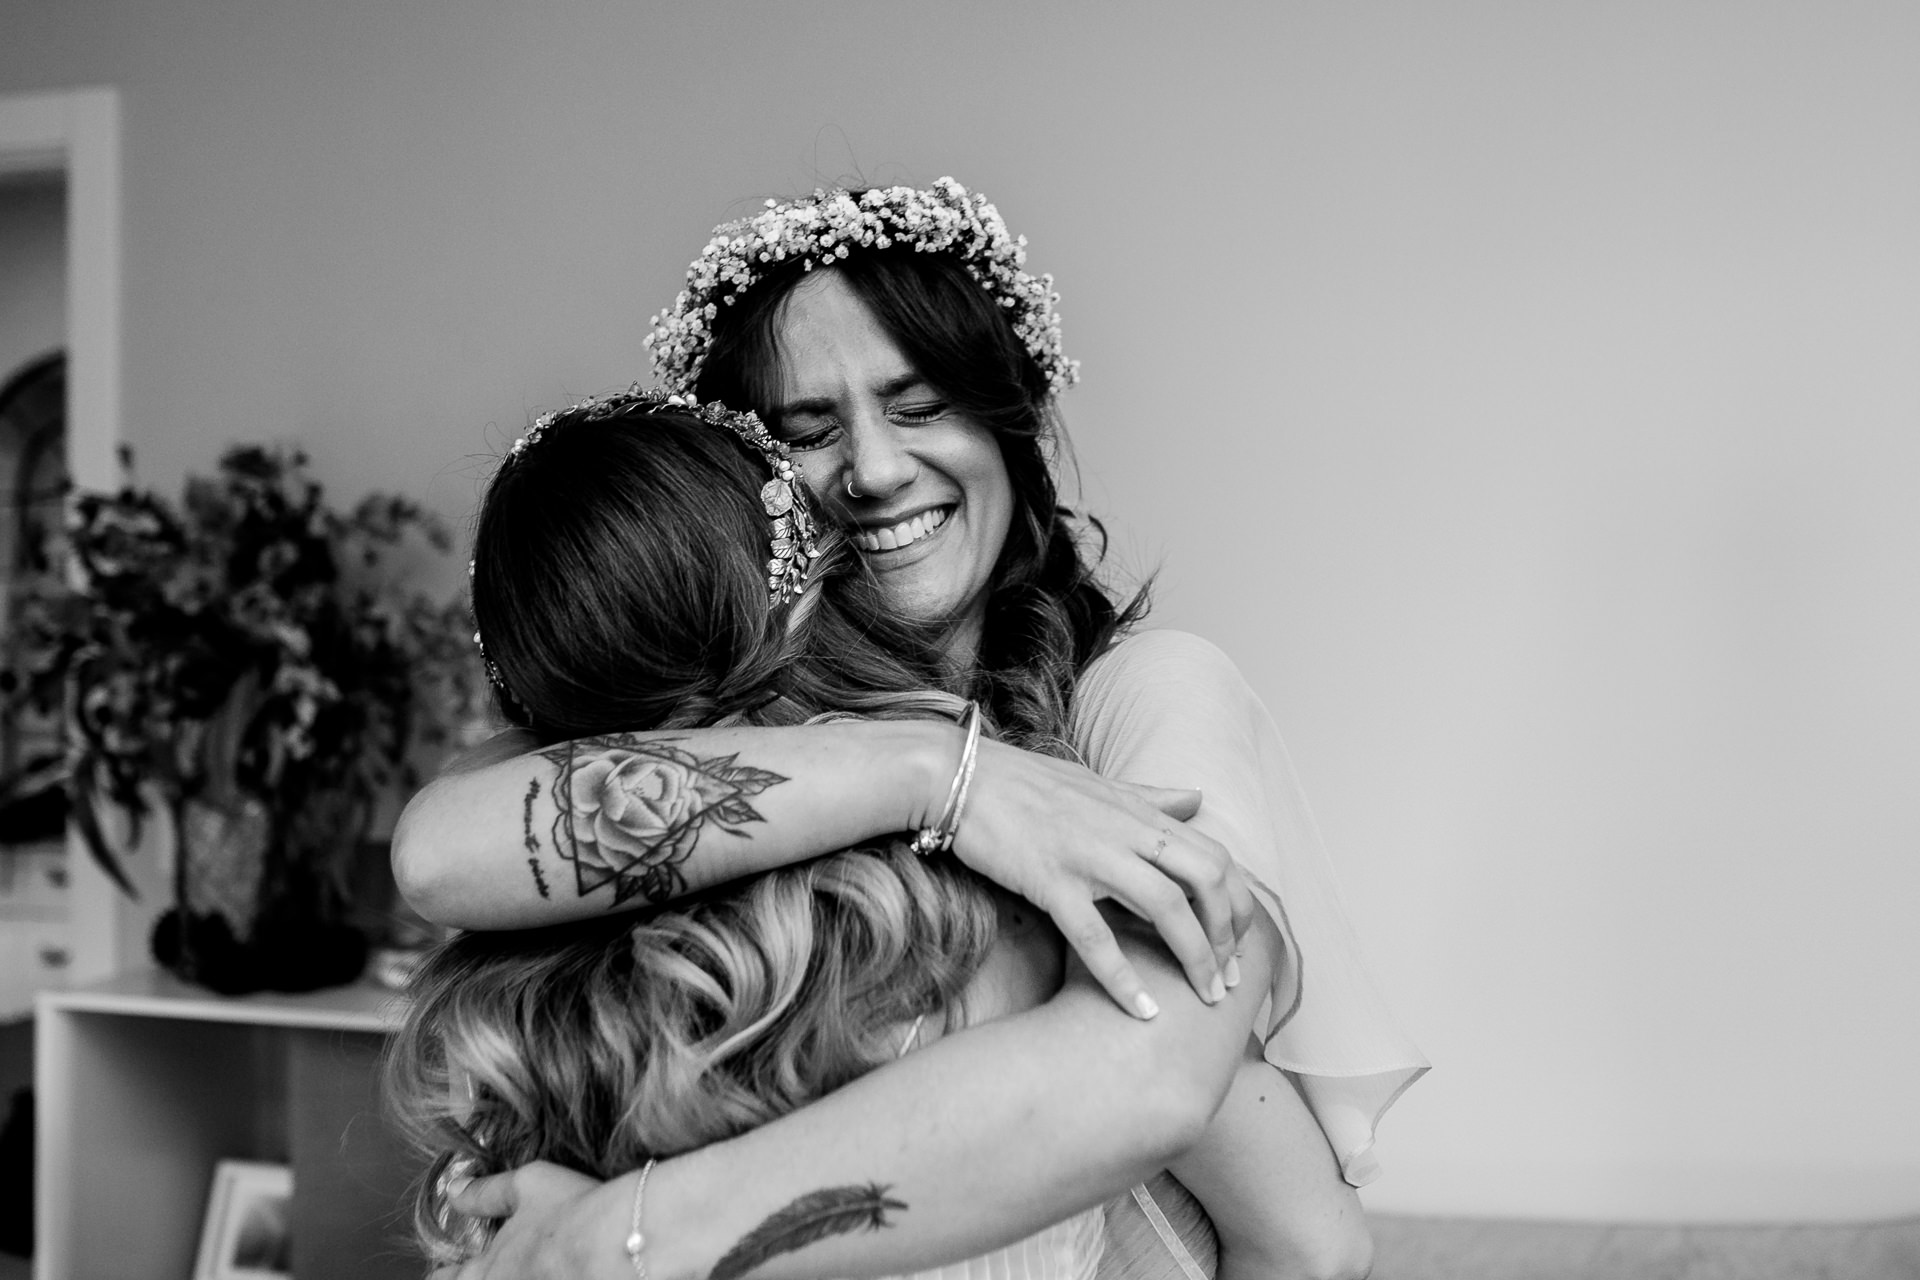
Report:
0,86,126,980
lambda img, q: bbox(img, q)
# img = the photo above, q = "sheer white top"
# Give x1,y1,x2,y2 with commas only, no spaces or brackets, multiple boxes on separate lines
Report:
1072,630,1429,1188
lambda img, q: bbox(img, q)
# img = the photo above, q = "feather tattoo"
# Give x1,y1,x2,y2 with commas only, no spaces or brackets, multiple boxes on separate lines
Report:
710,1184,908,1280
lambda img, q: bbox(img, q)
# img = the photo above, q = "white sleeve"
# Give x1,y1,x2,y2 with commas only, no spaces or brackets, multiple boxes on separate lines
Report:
1071,630,1429,1187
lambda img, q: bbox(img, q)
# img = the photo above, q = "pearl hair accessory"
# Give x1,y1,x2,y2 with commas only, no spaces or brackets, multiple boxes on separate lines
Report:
646,177,1080,398
472,386,823,703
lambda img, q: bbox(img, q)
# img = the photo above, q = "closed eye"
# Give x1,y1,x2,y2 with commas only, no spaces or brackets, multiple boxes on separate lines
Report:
779,418,842,451
890,400,949,425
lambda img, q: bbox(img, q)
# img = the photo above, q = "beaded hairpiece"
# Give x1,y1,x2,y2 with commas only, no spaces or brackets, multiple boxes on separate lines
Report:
645,176,1079,398
472,385,823,702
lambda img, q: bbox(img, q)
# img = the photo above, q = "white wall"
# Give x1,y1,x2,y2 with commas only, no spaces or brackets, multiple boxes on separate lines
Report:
2,1,1915,1222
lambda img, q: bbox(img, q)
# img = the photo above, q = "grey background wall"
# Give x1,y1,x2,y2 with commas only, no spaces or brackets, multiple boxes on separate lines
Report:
2,0,1915,1222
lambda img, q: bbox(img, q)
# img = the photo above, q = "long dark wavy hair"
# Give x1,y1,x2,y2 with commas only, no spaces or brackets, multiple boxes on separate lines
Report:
389,403,1005,1263
693,241,1148,749
469,403,961,738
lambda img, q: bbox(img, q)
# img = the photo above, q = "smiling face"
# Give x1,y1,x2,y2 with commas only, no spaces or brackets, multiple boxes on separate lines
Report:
767,270,1014,658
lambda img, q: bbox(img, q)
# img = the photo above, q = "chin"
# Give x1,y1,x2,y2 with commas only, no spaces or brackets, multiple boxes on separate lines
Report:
873,579,954,626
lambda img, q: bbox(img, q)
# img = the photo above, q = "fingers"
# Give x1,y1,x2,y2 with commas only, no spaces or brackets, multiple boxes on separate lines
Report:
1104,862,1229,1006
1127,782,1202,822
1227,867,1257,949
446,1171,518,1219
1147,833,1253,978
1048,898,1162,1020
951,757,1258,1011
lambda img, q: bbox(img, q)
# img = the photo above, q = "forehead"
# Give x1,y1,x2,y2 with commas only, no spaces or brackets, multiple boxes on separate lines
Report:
771,271,923,403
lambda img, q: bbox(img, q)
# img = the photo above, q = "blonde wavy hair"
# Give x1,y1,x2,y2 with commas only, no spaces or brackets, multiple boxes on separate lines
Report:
388,403,1014,1262
386,839,997,1261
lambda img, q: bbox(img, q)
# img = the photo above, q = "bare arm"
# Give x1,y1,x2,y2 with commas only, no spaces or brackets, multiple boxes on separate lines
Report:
438,908,1283,1280
394,720,948,928
394,719,1255,1012
1168,1053,1371,1280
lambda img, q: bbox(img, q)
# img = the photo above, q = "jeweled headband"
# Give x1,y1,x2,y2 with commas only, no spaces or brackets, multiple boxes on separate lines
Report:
645,177,1080,398
472,386,823,699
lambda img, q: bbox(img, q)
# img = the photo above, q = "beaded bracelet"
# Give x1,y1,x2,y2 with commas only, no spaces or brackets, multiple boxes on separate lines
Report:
909,701,983,856
625,1158,657,1278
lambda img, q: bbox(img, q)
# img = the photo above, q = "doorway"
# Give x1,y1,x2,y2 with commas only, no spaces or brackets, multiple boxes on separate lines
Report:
0,88,122,983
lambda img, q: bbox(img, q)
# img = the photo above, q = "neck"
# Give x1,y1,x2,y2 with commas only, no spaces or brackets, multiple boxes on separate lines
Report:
939,610,986,673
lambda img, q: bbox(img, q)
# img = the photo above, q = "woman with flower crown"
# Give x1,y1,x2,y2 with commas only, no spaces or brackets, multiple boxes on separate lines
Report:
394,179,1425,1280
391,388,1304,1280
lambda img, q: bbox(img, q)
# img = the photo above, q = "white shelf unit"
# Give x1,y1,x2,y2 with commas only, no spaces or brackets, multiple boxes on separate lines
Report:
35,970,425,1280
0,843,71,1022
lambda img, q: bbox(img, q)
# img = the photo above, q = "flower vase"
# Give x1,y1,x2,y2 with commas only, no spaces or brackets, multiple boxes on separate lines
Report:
150,791,369,995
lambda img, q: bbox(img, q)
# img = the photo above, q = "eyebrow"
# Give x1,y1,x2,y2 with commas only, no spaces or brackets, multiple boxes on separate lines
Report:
777,373,931,418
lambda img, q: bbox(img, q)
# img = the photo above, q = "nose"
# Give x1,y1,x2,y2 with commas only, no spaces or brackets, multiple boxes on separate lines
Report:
843,412,916,501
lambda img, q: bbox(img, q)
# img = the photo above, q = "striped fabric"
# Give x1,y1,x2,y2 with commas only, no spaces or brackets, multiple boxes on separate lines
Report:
884,1206,1106,1280
1099,1174,1217,1280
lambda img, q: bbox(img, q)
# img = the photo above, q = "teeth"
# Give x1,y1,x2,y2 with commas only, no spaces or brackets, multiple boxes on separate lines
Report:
855,507,949,553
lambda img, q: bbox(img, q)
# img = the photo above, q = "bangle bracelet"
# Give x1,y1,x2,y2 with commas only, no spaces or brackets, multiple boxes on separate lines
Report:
625,1158,657,1278
943,708,982,851
910,701,982,856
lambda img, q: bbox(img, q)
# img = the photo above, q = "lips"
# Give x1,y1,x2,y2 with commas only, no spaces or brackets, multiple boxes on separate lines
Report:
852,506,951,553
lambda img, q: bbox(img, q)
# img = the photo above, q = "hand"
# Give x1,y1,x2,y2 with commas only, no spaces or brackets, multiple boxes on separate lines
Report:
429,1161,627,1280
948,739,1257,1018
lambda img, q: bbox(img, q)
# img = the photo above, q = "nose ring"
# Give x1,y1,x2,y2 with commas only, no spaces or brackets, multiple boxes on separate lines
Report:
845,475,861,500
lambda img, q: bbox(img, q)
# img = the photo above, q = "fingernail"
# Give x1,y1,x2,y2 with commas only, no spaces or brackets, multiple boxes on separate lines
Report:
1208,974,1227,1004
445,1175,472,1199
1224,955,1242,989
1133,991,1160,1019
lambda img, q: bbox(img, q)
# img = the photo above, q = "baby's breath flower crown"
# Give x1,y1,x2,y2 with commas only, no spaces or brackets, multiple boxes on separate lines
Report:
474,386,822,702
646,177,1080,398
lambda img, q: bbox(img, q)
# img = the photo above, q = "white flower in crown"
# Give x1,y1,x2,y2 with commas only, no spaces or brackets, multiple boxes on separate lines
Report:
508,410,559,459
646,177,1080,398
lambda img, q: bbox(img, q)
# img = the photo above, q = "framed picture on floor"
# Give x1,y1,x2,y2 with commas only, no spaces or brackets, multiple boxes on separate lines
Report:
193,1160,294,1280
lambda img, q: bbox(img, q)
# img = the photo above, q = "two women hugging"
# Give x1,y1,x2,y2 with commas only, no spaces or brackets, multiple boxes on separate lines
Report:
387,179,1427,1280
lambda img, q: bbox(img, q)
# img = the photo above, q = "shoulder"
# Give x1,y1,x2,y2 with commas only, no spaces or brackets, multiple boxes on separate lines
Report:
1079,628,1250,697
1071,629,1264,760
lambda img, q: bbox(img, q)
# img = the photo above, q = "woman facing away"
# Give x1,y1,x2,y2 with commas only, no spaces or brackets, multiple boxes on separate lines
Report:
393,180,1426,1279
390,389,1306,1280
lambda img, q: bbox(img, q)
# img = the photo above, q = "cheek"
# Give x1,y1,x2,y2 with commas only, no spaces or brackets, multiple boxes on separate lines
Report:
791,455,839,510
969,455,1016,550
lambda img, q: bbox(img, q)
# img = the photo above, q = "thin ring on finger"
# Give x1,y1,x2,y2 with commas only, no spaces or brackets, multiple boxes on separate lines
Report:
1143,830,1171,865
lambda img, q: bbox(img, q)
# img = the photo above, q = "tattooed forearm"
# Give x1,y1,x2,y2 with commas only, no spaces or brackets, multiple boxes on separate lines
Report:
531,734,790,907
522,779,550,897
710,1184,908,1280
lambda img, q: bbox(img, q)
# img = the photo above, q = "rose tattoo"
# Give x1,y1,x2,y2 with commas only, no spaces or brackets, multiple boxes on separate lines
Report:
537,736,789,904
